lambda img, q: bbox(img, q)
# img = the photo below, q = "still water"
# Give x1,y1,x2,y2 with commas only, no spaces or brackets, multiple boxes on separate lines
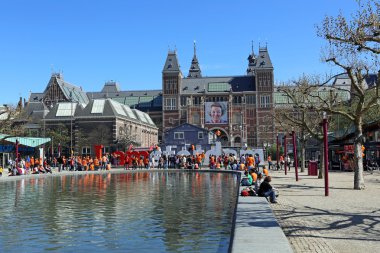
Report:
0,171,239,252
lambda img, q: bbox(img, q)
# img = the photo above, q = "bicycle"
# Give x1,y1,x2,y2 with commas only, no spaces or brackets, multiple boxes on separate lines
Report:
365,160,380,173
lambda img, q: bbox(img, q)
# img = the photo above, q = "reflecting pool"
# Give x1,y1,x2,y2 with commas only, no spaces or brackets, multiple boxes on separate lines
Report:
0,171,239,252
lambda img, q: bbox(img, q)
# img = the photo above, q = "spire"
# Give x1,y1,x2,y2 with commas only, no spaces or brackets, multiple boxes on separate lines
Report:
187,40,202,78
247,41,256,75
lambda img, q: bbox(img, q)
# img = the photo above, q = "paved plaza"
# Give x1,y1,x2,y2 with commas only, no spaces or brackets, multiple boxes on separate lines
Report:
269,168,380,253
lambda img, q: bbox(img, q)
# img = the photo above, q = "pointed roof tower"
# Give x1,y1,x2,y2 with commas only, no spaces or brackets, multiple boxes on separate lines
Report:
246,41,256,75
187,41,202,78
163,50,182,74
256,44,273,70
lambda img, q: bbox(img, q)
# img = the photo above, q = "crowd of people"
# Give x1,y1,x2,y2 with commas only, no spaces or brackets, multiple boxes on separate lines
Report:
241,170,278,204
5,154,115,176
239,156,278,203
3,151,274,180
123,152,263,171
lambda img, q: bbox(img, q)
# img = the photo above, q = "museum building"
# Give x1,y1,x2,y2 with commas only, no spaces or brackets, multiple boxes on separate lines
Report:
161,44,275,147
24,44,275,155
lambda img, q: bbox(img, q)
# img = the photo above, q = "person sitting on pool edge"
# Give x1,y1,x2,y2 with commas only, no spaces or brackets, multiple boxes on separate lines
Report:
258,176,277,203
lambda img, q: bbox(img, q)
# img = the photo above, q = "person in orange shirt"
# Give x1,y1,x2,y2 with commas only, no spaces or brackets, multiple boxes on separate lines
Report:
62,156,67,171
267,155,273,170
201,152,205,166
144,156,149,169
82,157,88,171
133,156,138,170
139,157,144,169
250,170,258,182
93,157,100,170
196,154,202,168
279,155,284,170
30,157,35,169
34,157,40,166
247,154,255,170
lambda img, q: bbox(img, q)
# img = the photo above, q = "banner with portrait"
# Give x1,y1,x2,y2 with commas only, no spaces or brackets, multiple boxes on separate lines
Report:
205,102,228,124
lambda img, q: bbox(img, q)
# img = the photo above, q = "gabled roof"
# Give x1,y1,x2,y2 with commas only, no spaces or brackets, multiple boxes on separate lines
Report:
254,47,273,70
29,93,44,103
86,90,162,109
44,102,81,120
42,99,156,127
163,50,182,74
55,77,89,105
23,101,48,122
43,73,89,105
181,76,255,94
101,81,121,93
132,109,155,125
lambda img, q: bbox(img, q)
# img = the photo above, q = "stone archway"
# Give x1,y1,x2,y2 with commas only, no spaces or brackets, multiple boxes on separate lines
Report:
234,136,241,145
210,128,229,146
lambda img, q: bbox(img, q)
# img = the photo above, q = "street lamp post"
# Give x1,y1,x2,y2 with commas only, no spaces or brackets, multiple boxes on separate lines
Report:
323,112,329,196
276,133,279,168
15,139,19,169
284,134,287,175
240,111,243,146
292,128,299,181
70,90,73,157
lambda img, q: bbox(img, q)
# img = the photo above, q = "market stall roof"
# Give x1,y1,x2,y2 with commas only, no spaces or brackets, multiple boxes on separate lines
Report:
0,134,51,148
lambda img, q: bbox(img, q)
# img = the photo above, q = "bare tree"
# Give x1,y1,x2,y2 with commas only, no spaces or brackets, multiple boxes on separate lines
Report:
117,125,140,150
317,0,380,189
46,124,70,156
0,104,27,136
276,75,341,177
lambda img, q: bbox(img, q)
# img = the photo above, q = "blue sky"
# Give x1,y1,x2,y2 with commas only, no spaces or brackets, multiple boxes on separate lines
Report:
0,0,359,105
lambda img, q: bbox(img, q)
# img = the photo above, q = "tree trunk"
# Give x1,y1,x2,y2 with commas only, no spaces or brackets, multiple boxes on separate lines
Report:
353,134,365,190
300,141,306,172
318,143,324,179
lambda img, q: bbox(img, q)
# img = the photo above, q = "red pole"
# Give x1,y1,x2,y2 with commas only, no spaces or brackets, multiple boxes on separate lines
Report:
292,130,299,181
323,113,329,196
15,139,19,168
276,134,279,167
284,135,287,175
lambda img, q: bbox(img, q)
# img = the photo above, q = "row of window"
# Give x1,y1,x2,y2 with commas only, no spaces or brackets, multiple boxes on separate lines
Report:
164,78,178,94
81,146,110,156
164,95,271,110
174,132,204,139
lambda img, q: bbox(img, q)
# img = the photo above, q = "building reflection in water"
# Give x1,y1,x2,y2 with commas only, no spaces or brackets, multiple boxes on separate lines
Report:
0,172,239,252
